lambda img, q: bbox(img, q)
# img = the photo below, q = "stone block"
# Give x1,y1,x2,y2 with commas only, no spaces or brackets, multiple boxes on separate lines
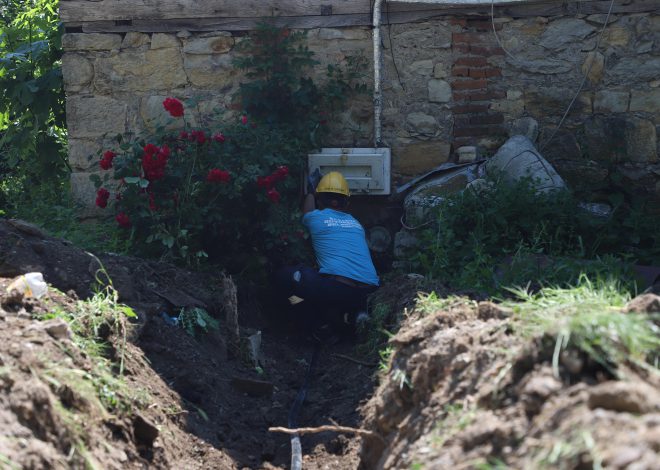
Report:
428,79,451,103
408,59,434,76
626,119,657,162
66,95,127,138
509,117,539,142
62,53,94,88
524,88,592,117
94,48,187,93
70,171,105,216
553,160,609,191
630,89,660,113
539,19,596,50
140,95,195,133
602,26,631,47
491,99,523,115
433,62,449,78
507,90,523,100
393,230,418,259
583,116,657,163
615,163,660,200
516,58,573,75
582,51,605,83
405,112,438,136
62,33,122,51
393,140,451,176
68,138,103,171
610,57,660,84
538,128,582,162
182,34,233,54
122,32,150,49
594,90,629,113
183,54,236,89
151,33,180,50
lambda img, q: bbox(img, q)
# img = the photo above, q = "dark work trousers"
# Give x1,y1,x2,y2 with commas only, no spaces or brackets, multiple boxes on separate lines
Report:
274,265,378,333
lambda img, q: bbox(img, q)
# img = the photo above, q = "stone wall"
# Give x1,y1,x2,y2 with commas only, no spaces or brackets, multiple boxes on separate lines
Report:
62,7,660,210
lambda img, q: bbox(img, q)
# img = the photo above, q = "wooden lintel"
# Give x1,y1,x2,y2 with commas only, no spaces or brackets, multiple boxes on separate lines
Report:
64,0,660,32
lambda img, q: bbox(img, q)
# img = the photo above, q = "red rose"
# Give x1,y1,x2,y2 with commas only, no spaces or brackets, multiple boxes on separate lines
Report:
179,131,189,140
116,212,131,228
206,169,231,183
143,143,159,156
95,188,110,208
212,133,226,143
274,165,289,180
241,115,248,125
99,150,116,170
191,130,207,144
257,175,275,189
163,97,184,117
142,144,169,181
148,193,157,211
266,188,280,203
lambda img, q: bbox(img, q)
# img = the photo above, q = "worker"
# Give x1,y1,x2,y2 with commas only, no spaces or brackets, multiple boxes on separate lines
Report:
274,171,379,334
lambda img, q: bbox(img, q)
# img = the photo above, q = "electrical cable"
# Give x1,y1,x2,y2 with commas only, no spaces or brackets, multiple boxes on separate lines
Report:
287,341,321,470
538,0,615,151
385,0,406,91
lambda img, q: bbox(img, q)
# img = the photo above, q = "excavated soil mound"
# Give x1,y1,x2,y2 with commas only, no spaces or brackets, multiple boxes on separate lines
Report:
360,297,660,469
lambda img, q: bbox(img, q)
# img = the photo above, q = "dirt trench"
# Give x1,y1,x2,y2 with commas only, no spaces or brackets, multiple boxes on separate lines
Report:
0,219,383,469
2,218,659,470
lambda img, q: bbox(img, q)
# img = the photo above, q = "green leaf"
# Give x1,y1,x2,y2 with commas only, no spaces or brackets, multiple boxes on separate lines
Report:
138,179,150,189
119,305,137,318
124,177,140,184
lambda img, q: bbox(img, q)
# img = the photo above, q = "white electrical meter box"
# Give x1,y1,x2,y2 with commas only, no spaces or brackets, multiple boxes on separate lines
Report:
307,148,391,195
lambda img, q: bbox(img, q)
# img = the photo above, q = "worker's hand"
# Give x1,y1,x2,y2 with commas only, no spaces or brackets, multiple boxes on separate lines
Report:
306,169,322,194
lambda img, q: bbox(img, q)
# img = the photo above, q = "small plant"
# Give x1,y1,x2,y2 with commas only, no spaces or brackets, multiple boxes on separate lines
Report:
378,345,394,372
178,307,220,338
534,430,603,470
392,368,412,390
357,302,393,356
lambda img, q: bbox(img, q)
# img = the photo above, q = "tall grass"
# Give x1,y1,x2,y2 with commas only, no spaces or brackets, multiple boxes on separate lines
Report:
504,276,660,375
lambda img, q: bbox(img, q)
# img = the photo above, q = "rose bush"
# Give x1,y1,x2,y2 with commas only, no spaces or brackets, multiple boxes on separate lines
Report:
91,24,367,275
91,98,314,272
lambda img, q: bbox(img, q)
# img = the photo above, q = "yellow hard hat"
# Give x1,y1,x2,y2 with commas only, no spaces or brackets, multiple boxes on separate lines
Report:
316,171,350,197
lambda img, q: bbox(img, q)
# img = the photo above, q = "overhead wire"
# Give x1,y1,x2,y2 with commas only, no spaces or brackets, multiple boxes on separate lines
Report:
489,0,617,151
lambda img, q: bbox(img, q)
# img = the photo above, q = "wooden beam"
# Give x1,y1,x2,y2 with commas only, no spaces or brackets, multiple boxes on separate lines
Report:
59,0,374,23
62,0,660,31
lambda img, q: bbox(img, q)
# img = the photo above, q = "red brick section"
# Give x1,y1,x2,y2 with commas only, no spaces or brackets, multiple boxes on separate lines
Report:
450,16,506,147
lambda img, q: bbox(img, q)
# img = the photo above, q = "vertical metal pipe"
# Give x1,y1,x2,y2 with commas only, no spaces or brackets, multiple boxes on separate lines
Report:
373,0,384,147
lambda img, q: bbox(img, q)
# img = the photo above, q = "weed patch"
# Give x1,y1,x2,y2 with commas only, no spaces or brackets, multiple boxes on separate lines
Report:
408,178,659,295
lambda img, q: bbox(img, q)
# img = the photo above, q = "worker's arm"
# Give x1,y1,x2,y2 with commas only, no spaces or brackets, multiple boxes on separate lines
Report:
302,193,316,214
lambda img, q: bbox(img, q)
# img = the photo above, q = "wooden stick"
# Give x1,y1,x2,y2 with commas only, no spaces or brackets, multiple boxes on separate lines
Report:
331,353,378,368
269,425,385,443
221,274,240,354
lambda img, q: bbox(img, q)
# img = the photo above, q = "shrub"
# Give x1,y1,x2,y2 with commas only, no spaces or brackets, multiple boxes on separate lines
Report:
92,105,310,271
0,0,66,208
409,178,658,294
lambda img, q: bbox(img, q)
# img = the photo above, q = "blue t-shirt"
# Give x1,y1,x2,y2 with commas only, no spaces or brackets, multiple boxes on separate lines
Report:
303,209,379,286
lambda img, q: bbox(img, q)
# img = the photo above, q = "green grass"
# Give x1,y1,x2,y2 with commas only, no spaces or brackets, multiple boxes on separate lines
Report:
2,181,129,254
503,276,660,375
